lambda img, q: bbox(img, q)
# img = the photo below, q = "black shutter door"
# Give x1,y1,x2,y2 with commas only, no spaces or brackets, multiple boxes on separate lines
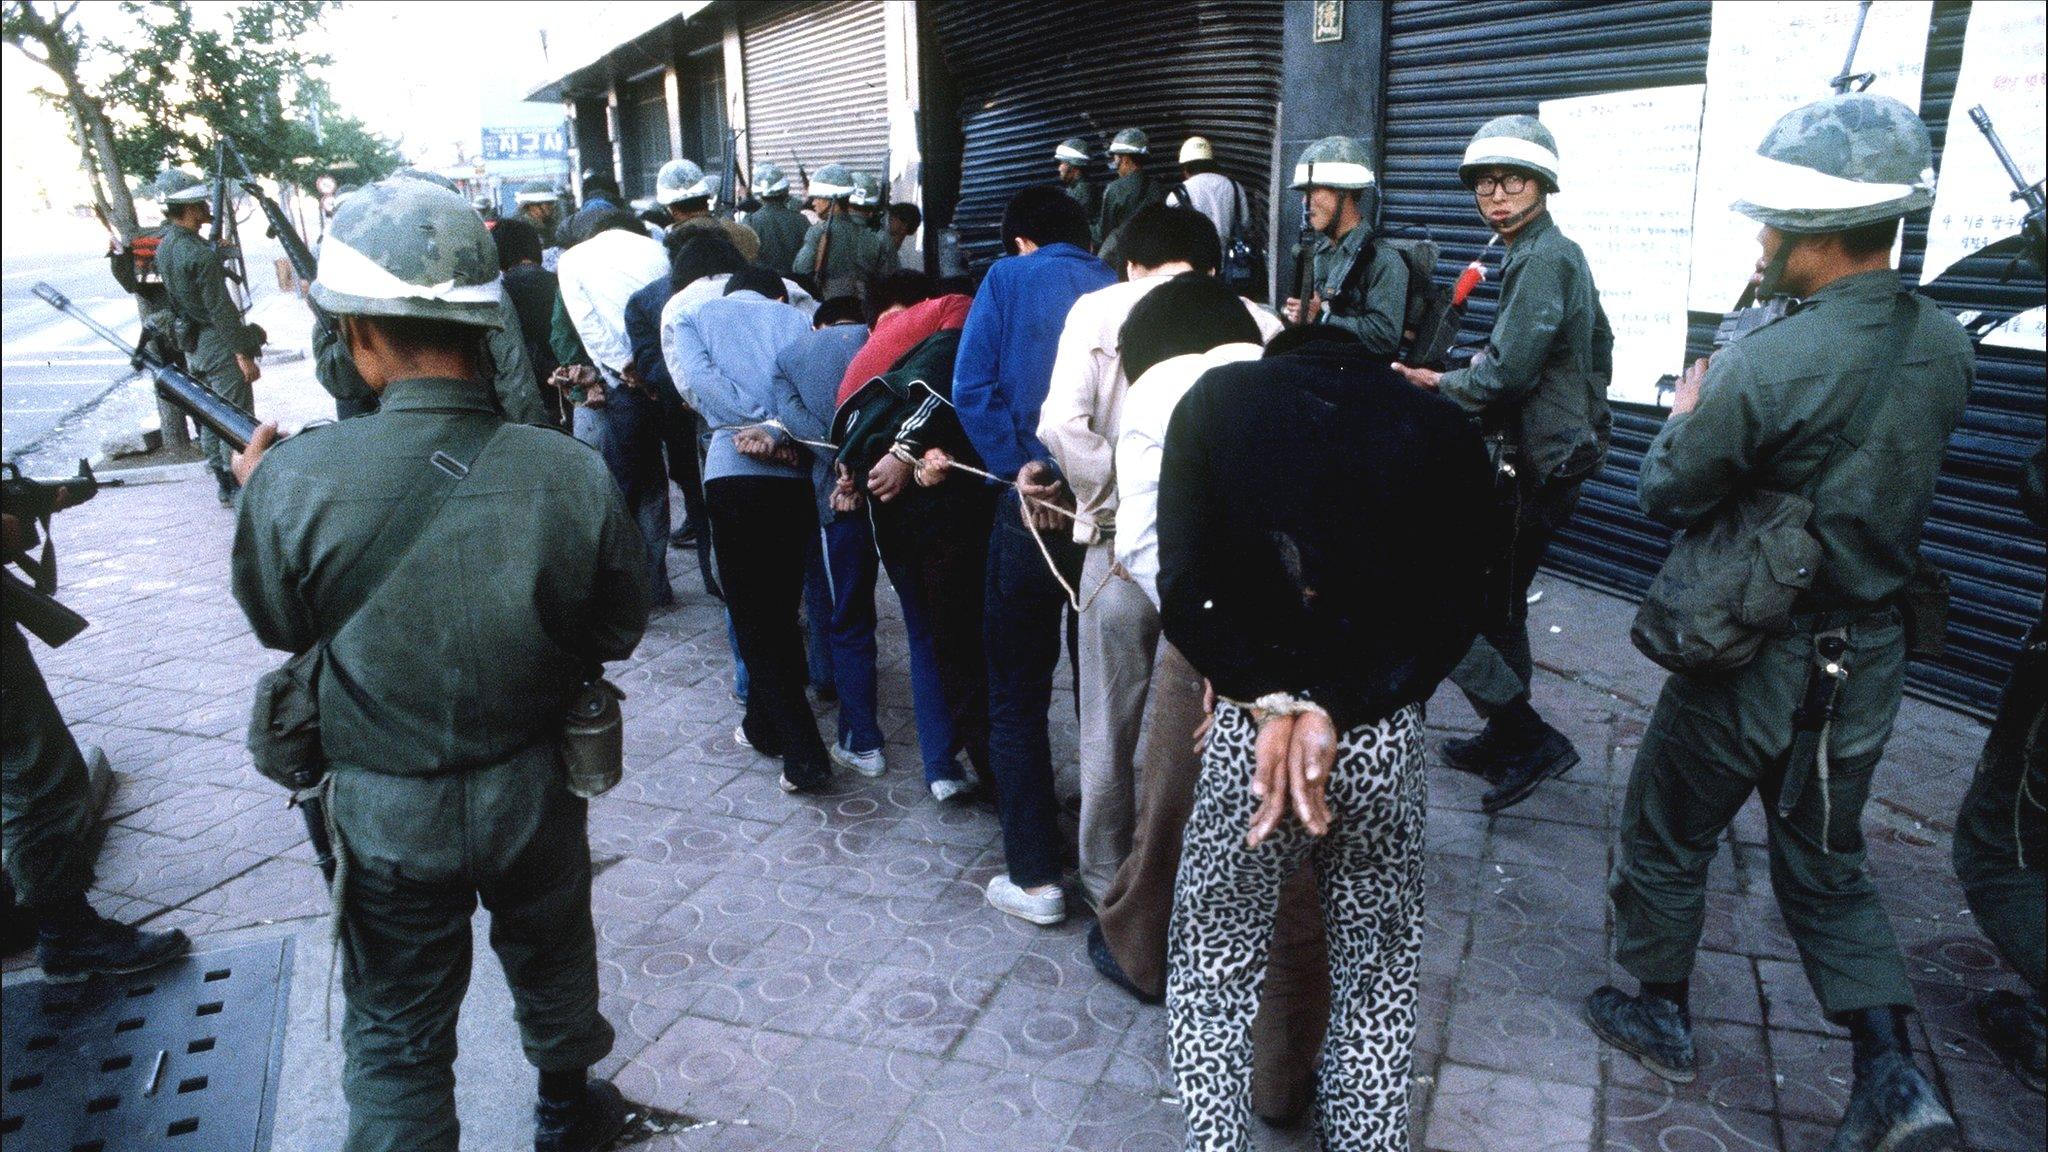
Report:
621,75,671,202
926,0,1283,267
1383,0,2043,715
742,1,889,199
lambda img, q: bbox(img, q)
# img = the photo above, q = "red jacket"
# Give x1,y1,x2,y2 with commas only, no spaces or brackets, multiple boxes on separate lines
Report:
837,294,973,406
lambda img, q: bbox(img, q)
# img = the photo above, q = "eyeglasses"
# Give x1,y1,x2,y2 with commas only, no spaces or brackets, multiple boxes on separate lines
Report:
1472,173,1531,196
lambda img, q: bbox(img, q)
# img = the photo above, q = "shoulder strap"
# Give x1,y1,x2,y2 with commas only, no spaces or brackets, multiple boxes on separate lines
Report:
316,413,502,641
1815,292,1917,481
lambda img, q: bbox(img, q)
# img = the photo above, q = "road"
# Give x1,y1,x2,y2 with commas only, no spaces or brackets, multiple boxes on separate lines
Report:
1,213,141,461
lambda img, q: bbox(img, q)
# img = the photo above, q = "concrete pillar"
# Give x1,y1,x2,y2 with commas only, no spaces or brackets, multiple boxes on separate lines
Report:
1275,1,1388,302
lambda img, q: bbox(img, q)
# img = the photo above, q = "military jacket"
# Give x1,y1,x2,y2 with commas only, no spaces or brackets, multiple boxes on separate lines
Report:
231,377,651,778
157,222,263,368
747,199,812,276
1311,223,1411,360
1640,269,1972,612
1097,171,1157,248
794,213,896,299
1063,178,1102,230
1437,211,1613,484
309,297,550,425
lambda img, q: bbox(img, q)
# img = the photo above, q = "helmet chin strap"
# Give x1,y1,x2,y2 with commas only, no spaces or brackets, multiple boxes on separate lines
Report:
1487,195,1545,236
1754,235,1799,300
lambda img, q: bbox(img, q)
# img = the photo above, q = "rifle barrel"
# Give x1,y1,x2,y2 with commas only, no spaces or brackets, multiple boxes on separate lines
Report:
1971,106,2040,201
31,282,260,450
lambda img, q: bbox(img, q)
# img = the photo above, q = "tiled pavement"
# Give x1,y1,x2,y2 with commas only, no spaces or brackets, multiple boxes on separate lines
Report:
6,430,2041,1150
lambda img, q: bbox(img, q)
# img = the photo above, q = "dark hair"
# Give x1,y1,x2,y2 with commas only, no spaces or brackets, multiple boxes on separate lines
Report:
1000,185,1093,254
887,202,923,230
669,195,711,215
637,204,671,230
670,233,747,291
1262,325,1361,358
591,207,645,239
815,296,866,327
1836,217,1902,258
1118,272,1262,383
725,264,788,301
865,269,936,325
1121,204,1222,274
352,313,487,360
491,216,544,270
581,173,621,203
933,274,978,299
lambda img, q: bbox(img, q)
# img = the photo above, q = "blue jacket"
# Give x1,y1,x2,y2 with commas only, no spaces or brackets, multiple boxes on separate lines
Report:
953,242,1115,482
668,291,813,482
624,276,675,406
772,323,869,525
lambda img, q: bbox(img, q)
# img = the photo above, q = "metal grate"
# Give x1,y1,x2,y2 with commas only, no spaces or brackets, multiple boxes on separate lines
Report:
2,938,292,1151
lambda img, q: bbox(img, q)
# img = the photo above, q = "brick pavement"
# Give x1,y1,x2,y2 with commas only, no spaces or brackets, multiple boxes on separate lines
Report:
5,417,2040,1151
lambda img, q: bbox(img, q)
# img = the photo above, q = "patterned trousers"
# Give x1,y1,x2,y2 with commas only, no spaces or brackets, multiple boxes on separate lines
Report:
1167,701,1425,1152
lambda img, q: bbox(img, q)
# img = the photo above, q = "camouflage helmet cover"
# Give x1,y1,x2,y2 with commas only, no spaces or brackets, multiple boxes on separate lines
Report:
392,167,461,193
1459,115,1560,193
1054,138,1090,165
1291,136,1376,190
1108,128,1150,156
157,169,212,204
656,158,711,205
848,172,884,208
808,162,856,200
515,180,560,205
1730,92,1935,234
309,179,504,329
752,162,791,197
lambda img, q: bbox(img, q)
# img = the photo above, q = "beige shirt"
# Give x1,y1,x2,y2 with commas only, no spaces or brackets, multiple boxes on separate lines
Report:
1036,268,1283,544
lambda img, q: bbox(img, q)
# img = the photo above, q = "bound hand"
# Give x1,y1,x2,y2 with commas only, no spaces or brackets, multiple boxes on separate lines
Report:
733,427,778,460
1286,709,1337,838
914,448,951,487
237,352,262,385
1246,712,1298,849
868,452,913,502
1016,461,1070,532
830,464,864,513
1391,363,1441,391
1191,679,1217,754
231,420,282,487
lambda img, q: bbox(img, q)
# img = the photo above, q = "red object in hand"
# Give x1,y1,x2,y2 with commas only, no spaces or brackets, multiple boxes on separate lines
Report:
1452,259,1486,308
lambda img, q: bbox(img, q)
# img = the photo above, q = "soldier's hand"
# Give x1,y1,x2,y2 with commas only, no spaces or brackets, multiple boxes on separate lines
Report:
868,452,913,503
1246,712,1298,849
232,420,282,487
1673,357,1710,416
237,353,262,385
1391,362,1442,391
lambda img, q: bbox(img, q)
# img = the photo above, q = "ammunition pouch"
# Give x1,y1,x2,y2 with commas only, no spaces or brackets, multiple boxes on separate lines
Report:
1900,551,1950,659
248,645,327,791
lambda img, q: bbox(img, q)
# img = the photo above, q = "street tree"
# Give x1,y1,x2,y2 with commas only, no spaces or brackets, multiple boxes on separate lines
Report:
3,1,138,235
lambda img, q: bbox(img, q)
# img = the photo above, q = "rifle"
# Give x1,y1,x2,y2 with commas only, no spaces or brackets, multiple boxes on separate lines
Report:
208,138,250,298
223,136,318,283
1288,191,1318,326
1969,105,2047,275
2,460,116,649
812,196,837,293
33,283,261,451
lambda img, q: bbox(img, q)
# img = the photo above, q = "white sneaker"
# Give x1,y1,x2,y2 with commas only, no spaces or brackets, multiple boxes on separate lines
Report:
733,725,755,751
831,743,886,777
986,875,1065,926
928,777,973,803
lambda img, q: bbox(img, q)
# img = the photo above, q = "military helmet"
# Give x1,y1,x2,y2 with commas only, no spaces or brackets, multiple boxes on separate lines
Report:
309,179,504,330
1108,128,1150,156
157,169,211,205
752,162,791,198
392,167,461,193
848,172,884,208
1179,136,1214,165
1459,115,1560,193
656,158,711,205
1291,136,1376,191
515,180,560,205
807,162,856,200
1730,92,1935,234
1054,138,1090,166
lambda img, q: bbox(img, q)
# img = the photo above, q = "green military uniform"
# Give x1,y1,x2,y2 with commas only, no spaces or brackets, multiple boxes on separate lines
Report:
157,219,263,473
1310,222,1411,360
311,296,549,424
1063,177,1101,230
1095,171,1159,269
1612,269,1974,1015
794,211,895,300
2,616,97,912
232,178,651,1152
748,199,810,276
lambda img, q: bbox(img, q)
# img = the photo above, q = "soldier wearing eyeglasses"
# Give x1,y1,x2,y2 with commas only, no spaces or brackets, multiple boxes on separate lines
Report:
1392,115,1613,813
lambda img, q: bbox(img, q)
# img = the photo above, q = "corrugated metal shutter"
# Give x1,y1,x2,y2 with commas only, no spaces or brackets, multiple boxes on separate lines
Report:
1383,0,2044,715
926,0,1283,267
741,1,888,200
621,74,671,201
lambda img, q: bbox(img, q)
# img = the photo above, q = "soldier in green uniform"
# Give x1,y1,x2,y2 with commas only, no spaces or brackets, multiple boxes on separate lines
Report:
1281,136,1410,358
745,162,809,276
1054,137,1100,229
1096,127,1161,271
654,158,713,227
516,179,562,253
1393,115,1613,812
1585,93,1968,1152
794,161,895,300
848,171,886,235
156,170,266,504
230,178,652,1152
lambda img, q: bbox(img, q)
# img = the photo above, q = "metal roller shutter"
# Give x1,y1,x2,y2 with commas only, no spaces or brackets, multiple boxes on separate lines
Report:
1383,0,2044,715
925,0,1284,267
741,1,889,200
621,74,671,202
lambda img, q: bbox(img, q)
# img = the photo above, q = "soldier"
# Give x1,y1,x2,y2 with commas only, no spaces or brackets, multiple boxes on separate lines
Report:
1054,137,1100,228
156,169,265,505
515,180,563,269
1096,127,1161,270
745,162,809,276
230,177,652,1152
654,158,713,228
848,171,887,235
1585,93,1969,1152
1281,136,1410,359
794,161,895,301
1392,115,1613,813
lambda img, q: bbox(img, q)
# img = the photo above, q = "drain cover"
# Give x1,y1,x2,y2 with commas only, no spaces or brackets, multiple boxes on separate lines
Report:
2,937,292,1151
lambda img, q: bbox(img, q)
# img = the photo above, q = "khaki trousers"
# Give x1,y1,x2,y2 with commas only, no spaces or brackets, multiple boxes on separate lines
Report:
1077,541,1160,900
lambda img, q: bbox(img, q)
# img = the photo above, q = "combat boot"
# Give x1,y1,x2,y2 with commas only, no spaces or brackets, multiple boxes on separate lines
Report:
1974,990,2045,1095
1825,1007,1957,1152
211,465,240,507
534,1078,630,1152
1440,722,1506,780
36,900,190,983
1583,985,1696,1083
1481,719,1579,813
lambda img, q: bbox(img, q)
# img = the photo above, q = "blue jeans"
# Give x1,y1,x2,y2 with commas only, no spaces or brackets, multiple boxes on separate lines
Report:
823,514,960,779
600,383,673,607
983,488,1083,888
803,533,836,695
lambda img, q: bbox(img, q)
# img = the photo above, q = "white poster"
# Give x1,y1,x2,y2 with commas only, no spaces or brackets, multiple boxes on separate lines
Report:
1686,0,1932,311
1540,85,1707,406
1921,1,2046,351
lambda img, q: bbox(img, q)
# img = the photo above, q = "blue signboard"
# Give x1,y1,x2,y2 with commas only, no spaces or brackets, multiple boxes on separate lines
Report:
482,125,569,161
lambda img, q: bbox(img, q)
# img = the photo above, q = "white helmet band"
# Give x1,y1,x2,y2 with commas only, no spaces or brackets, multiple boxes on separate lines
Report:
1461,134,1560,175
1735,151,1931,212
316,235,503,305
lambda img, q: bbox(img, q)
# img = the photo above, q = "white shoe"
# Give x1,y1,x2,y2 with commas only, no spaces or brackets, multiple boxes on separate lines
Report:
928,777,973,804
733,725,755,751
986,875,1065,926
830,743,886,777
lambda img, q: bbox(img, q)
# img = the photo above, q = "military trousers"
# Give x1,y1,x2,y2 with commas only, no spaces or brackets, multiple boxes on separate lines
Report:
331,756,613,1152
191,336,252,474
1451,475,1583,716
1,620,96,909
1951,621,2046,992
1612,609,1916,1019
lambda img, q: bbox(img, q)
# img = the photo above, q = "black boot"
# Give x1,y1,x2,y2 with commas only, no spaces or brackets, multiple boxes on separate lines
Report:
1825,1007,1957,1152
212,465,240,507
1087,921,1161,1005
1,874,35,959
534,1078,630,1152
668,520,699,548
1974,990,2046,1095
1440,721,1507,781
1481,707,1579,814
35,897,190,983
1583,984,1696,1083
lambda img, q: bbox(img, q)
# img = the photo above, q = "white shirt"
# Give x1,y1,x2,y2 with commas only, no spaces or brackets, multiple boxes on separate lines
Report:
1113,343,1266,607
556,229,667,374
1166,172,1243,247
